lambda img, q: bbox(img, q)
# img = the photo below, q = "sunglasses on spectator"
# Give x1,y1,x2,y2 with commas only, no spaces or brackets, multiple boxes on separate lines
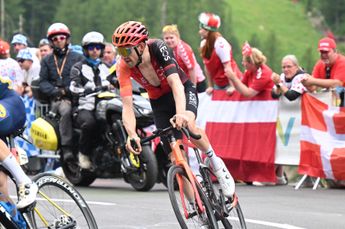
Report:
17,58,25,63
87,44,103,51
52,35,67,42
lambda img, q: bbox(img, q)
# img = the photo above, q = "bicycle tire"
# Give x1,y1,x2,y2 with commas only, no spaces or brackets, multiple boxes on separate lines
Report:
200,160,246,229
30,173,98,228
167,165,218,229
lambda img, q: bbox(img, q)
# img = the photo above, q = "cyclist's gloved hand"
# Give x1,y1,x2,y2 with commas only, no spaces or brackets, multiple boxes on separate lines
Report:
126,136,142,155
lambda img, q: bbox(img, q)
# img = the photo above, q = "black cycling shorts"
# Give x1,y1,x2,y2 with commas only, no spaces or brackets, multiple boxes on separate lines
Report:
150,80,198,151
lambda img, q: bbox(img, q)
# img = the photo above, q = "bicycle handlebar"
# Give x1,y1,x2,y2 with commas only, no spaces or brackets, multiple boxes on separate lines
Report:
140,125,201,144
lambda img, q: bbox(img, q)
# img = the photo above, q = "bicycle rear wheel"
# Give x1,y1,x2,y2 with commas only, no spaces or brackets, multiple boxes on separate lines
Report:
30,173,98,228
167,165,218,229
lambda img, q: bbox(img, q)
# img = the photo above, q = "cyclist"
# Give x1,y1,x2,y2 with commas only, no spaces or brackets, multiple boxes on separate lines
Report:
112,21,235,197
198,12,242,96
0,75,38,209
69,31,112,169
39,23,84,160
162,24,206,93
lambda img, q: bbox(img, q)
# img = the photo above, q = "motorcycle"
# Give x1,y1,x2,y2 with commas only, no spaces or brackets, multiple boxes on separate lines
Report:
30,80,162,191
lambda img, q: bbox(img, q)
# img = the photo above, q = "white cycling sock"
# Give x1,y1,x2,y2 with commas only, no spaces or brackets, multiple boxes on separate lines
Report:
206,146,222,171
2,154,31,185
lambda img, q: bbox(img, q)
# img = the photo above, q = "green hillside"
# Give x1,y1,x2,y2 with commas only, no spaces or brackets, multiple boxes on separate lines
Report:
224,0,322,73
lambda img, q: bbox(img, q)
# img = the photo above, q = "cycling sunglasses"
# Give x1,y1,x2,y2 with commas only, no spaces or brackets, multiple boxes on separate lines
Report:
52,35,66,42
117,47,133,57
87,44,103,51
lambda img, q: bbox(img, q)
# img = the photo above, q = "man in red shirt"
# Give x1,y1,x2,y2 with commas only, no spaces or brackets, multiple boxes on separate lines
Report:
302,37,345,106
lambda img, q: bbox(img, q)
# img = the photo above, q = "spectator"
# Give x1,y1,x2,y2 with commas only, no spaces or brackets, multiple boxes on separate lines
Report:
271,54,309,185
38,38,52,60
0,40,24,94
162,24,207,93
11,34,40,66
16,48,41,97
226,42,275,186
226,42,274,98
102,42,117,68
39,22,84,160
198,12,242,95
302,37,345,107
272,54,308,100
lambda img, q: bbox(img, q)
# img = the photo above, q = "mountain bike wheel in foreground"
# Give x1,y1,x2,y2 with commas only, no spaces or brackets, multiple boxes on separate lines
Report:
31,173,98,228
167,165,218,229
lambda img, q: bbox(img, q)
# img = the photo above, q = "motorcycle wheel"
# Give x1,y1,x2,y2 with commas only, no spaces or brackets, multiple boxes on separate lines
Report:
125,145,158,191
61,158,97,186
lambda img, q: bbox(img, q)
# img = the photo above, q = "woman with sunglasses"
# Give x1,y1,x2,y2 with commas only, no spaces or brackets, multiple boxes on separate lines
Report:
113,21,235,198
69,31,113,169
38,23,84,160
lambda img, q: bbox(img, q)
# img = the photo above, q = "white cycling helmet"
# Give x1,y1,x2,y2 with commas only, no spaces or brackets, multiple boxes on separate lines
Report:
82,31,105,47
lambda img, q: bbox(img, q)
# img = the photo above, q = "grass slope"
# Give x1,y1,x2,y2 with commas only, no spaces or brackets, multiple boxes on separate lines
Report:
225,0,322,72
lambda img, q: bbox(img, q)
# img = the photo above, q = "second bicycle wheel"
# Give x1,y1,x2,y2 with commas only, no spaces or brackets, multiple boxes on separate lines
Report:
223,195,246,229
167,165,218,229
30,173,98,229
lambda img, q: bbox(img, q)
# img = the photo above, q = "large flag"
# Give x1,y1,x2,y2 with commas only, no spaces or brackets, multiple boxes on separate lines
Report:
299,93,345,180
197,90,278,182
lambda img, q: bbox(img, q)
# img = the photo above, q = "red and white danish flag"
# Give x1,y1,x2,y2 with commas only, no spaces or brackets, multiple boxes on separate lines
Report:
197,90,278,182
299,93,345,180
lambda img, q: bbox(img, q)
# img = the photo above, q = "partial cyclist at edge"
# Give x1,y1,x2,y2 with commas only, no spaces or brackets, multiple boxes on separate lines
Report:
112,21,235,198
0,75,38,209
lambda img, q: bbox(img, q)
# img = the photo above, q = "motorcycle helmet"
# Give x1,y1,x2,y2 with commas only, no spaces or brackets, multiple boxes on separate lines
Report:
47,23,71,40
198,12,221,32
47,23,71,55
112,21,148,47
81,31,105,57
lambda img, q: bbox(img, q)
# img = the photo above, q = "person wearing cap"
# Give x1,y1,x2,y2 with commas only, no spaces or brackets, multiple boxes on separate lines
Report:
16,48,41,97
198,12,242,95
162,24,207,93
302,37,345,106
11,34,41,63
38,38,52,60
0,40,24,95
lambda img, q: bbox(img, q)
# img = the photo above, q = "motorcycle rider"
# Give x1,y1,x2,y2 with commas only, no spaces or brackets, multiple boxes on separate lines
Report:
69,31,113,169
112,21,235,198
39,23,84,160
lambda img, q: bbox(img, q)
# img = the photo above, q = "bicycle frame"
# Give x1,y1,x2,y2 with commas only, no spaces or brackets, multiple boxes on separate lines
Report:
170,139,205,218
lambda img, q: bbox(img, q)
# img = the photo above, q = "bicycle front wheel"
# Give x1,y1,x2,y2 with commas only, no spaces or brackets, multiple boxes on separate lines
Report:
167,165,218,229
30,173,98,228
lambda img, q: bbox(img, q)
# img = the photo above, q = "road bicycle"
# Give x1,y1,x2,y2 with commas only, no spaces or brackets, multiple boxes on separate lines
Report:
140,126,246,229
0,131,98,228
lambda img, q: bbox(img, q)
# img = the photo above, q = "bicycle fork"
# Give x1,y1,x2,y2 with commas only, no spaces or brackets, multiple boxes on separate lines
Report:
172,142,205,219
